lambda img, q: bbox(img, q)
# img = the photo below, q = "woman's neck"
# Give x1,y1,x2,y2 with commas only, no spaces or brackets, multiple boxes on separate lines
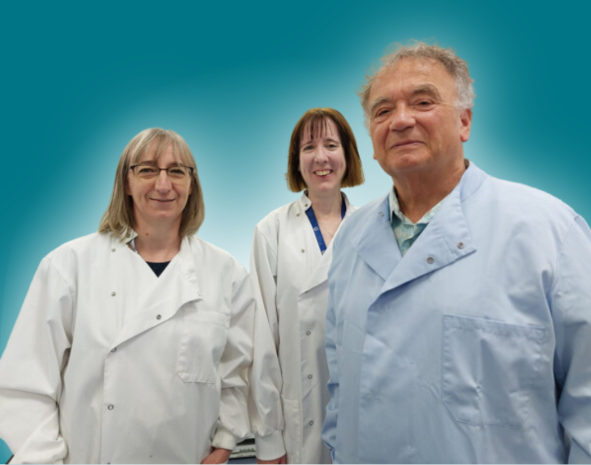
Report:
132,220,182,262
307,188,343,248
307,188,342,219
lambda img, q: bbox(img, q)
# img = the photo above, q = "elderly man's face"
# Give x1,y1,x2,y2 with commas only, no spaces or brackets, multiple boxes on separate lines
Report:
368,58,472,179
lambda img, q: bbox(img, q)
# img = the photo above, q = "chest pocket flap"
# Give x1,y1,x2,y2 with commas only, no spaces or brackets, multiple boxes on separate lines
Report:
177,304,230,384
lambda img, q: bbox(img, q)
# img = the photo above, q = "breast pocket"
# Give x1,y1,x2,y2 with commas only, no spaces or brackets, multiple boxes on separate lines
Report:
177,304,230,384
441,314,546,428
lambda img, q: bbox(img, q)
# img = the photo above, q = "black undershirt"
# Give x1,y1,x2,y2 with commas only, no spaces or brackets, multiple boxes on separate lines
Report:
146,261,170,277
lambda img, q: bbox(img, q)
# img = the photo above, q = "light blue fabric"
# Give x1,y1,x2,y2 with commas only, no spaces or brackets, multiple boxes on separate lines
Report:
322,163,591,464
388,187,444,256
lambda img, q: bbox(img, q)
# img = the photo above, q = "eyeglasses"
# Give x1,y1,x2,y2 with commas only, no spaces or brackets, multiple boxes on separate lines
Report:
129,164,194,181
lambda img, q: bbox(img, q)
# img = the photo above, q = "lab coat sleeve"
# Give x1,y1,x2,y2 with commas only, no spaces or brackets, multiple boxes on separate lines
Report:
0,257,73,464
212,263,255,452
322,235,341,459
247,226,286,460
552,216,591,463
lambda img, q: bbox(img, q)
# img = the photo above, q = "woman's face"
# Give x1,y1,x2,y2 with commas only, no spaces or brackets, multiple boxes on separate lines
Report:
126,143,192,231
299,118,347,197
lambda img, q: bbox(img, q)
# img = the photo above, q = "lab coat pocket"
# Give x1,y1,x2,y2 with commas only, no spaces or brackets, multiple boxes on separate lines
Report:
281,396,301,464
441,314,545,428
177,305,230,384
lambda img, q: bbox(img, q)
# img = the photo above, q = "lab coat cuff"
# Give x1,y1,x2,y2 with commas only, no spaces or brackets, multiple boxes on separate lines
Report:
212,426,238,452
255,430,286,461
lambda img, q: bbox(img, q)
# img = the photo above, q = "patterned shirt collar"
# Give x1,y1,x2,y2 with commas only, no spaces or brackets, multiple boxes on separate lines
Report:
388,159,470,256
388,186,444,256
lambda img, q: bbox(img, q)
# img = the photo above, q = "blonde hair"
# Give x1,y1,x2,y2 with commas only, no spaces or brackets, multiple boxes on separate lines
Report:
286,108,364,192
99,128,205,238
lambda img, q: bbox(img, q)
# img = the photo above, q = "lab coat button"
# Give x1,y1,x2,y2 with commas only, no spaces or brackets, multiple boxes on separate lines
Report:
308,374,313,379
309,420,314,426
378,211,384,217
296,213,300,217
111,347,117,353
427,256,434,264
156,314,162,320
111,248,116,252
306,331,311,336
301,249,305,253
305,204,309,207
111,291,116,297
457,242,464,249
107,404,114,410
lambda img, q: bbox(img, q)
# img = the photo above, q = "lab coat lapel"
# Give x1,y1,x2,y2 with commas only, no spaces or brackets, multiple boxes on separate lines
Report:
355,195,402,281
380,165,483,294
113,236,202,348
299,248,332,296
299,194,356,295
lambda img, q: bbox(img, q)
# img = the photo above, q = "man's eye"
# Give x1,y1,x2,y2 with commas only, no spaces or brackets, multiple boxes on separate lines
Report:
415,100,434,108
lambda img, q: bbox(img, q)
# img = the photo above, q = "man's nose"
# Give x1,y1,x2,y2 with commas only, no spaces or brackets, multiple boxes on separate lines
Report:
389,104,415,131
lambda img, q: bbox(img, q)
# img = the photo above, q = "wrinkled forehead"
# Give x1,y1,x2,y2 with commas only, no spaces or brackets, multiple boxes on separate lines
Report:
300,117,339,142
376,57,457,96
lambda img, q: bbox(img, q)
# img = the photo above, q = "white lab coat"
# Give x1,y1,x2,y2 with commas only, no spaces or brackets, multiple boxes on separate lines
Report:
0,232,254,464
249,193,356,464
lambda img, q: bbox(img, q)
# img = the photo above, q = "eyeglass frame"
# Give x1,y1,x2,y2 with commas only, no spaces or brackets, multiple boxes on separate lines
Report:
129,164,195,180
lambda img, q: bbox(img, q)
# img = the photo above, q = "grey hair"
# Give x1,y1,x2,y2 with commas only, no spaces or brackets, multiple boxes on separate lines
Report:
359,41,475,125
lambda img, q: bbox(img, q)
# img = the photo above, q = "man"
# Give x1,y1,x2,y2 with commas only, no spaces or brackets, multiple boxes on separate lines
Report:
321,42,591,463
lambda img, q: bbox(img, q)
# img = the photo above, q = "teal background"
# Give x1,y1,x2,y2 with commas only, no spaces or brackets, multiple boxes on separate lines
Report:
1,0,590,460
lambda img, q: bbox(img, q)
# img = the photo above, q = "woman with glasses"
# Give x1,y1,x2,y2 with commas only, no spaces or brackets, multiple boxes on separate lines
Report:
249,109,364,464
0,128,255,463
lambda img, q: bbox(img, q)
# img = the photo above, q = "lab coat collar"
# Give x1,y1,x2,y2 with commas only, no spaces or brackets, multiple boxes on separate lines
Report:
109,234,203,348
298,192,354,296
297,192,313,212
355,163,486,293
355,194,402,281
295,190,351,215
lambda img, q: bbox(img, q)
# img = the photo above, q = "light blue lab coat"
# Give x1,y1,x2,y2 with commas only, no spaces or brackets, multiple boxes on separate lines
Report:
322,163,591,463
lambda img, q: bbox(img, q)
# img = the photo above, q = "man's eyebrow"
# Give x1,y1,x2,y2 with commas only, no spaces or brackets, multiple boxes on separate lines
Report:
369,84,443,115
412,84,441,99
369,97,389,115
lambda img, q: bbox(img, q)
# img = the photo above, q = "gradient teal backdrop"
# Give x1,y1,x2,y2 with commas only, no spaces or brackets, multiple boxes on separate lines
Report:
1,1,590,461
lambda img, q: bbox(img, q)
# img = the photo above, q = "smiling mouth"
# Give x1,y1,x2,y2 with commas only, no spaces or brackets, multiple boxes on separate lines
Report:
394,140,421,148
314,170,332,176
151,198,175,203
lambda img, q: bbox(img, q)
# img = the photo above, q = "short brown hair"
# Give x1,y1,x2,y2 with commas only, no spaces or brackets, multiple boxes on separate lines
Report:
287,108,364,192
98,128,205,239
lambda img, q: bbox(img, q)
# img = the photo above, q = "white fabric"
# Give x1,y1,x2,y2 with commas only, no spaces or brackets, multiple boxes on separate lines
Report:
0,232,254,464
249,193,356,463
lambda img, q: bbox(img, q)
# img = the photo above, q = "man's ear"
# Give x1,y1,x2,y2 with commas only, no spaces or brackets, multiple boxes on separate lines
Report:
459,108,472,143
